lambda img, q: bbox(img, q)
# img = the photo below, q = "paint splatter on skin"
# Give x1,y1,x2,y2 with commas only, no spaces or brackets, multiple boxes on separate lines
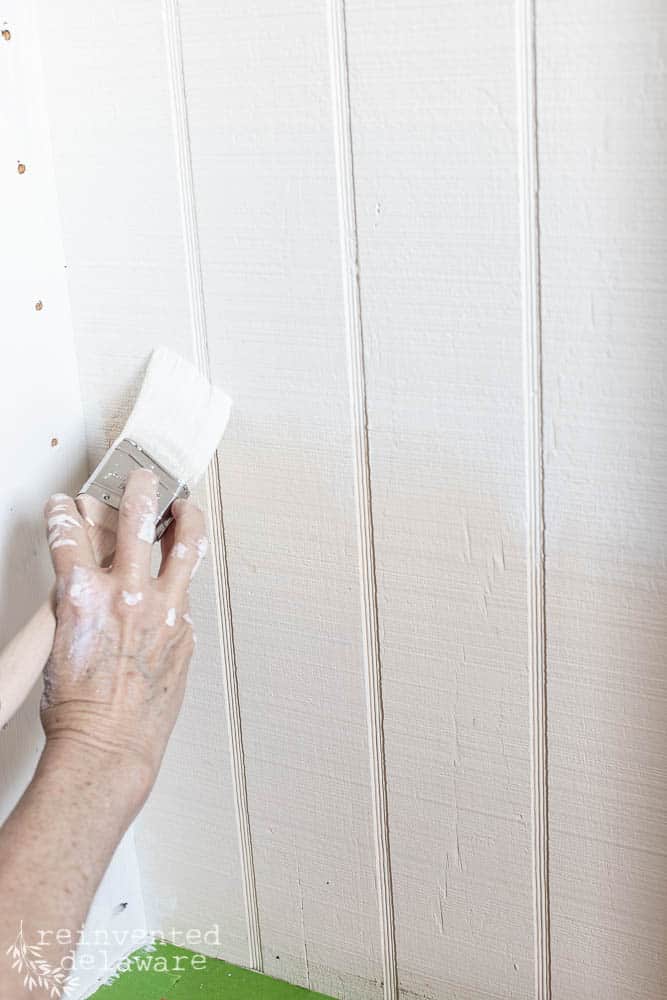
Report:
41,468,204,783
172,542,188,560
137,514,155,544
47,513,80,530
48,528,77,547
190,537,208,579
68,566,97,609
121,591,143,607
46,507,83,550
57,567,113,679
132,490,158,544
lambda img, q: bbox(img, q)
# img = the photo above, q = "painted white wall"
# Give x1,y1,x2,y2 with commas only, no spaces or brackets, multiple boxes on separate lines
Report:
538,3,667,997
0,4,145,997
35,0,250,973
27,1,667,999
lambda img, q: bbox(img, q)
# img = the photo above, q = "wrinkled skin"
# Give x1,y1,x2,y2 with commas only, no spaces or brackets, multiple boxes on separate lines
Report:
42,468,207,788
0,469,209,998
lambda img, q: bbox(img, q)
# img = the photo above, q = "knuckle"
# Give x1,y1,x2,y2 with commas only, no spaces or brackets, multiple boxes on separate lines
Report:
174,499,205,528
59,566,105,615
167,539,193,564
118,496,145,520
119,489,157,543
118,588,145,613
161,603,181,629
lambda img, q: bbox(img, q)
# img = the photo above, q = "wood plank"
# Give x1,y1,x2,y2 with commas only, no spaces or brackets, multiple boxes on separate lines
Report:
36,0,249,967
177,2,384,996
344,2,536,997
0,4,144,995
537,3,667,997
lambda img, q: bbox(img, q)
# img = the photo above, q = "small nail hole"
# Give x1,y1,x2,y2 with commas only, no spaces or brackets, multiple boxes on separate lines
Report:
2,29,11,41
50,437,59,448
17,163,26,175
35,300,43,311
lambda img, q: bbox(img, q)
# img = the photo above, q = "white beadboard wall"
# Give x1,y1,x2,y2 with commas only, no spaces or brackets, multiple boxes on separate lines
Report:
33,2,667,999
343,1,537,996
0,5,145,997
35,0,250,969
538,3,667,999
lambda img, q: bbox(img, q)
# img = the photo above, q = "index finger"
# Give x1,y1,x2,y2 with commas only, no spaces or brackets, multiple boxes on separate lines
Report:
44,493,96,578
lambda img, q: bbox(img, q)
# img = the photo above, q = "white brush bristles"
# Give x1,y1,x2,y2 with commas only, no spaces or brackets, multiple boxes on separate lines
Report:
119,346,232,485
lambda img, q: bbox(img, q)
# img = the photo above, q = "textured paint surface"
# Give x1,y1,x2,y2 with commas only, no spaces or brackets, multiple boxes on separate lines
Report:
175,3,384,997
344,3,535,996
34,1,667,999
90,941,334,999
538,3,667,998
36,0,249,969
0,3,145,996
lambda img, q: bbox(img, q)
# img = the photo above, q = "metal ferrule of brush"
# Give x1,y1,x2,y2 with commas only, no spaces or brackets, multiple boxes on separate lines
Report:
77,438,190,541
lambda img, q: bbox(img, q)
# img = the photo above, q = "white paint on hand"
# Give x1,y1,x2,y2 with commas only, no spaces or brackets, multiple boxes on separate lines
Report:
68,567,95,608
63,568,110,675
183,612,193,626
165,607,177,627
49,493,71,502
172,542,188,560
47,513,80,530
190,536,209,579
68,612,106,677
121,590,143,606
137,513,155,544
48,512,81,550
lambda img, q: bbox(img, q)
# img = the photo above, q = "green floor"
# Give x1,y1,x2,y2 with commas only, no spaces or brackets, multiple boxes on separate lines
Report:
90,941,334,999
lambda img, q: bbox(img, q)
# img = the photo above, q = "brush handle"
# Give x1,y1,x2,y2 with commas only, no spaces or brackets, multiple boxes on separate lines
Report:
0,497,119,729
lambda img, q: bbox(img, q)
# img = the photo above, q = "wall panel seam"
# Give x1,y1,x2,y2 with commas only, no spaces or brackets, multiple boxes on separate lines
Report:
327,3,398,998
516,1,551,997
162,0,263,971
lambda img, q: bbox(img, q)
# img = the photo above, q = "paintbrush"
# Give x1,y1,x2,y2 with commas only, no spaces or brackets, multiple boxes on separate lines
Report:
0,346,231,728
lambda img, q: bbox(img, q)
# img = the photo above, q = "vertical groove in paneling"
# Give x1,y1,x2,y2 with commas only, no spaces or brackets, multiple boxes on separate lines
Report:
327,3,398,998
516,1,551,997
161,0,263,972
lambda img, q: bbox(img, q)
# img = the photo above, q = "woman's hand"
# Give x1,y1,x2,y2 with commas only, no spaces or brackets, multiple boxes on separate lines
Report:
40,468,208,805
